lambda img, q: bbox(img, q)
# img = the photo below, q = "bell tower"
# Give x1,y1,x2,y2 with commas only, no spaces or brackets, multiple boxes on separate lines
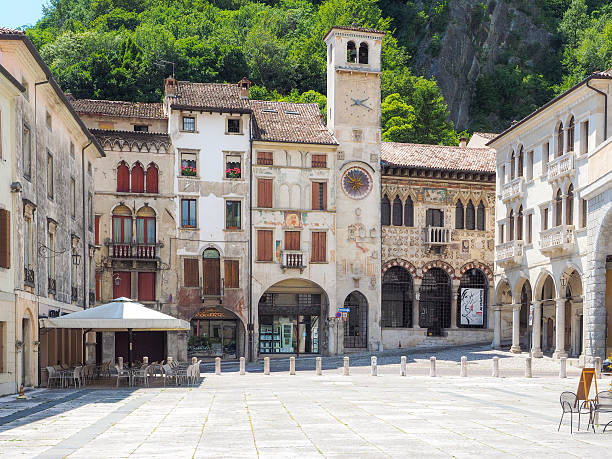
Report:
325,26,384,353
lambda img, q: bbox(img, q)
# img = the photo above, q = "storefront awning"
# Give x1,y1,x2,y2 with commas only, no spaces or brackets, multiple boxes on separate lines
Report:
39,297,190,331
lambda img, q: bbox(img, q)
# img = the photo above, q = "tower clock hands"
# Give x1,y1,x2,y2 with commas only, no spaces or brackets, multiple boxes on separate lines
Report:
350,97,372,111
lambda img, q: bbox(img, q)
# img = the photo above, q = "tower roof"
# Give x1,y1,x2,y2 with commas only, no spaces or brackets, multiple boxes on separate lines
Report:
324,25,385,41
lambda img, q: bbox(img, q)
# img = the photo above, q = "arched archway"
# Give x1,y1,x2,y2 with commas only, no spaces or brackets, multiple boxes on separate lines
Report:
457,268,487,328
419,268,451,335
519,280,532,348
382,267,413,328
343,291,368,348
538,275,556,352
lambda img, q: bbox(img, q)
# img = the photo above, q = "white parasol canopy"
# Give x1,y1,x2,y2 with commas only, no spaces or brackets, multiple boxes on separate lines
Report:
39,297,190,331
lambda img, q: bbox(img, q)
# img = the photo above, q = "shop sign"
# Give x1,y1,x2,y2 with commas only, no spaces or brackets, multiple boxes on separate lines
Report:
193,307,235,320
338,307,351,313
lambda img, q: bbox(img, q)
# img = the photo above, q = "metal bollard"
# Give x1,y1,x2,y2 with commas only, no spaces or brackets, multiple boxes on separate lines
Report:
343,356,350,376
239,357,246,375
460,356,467,377
492,357,499,377
559,357,567,378
400,356,406,376
264,357,270,375
316,357,322,376
595,357,602,378
290,356,296,375
143,356,149,364
430,357,436,377
525,357,532,378
215,357,221,375
118,357,123,369
371,356,377,376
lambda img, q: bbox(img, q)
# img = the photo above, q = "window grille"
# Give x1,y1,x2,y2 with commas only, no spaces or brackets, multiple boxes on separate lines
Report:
419,268,451,335
343,292,368,348
382,267,413,328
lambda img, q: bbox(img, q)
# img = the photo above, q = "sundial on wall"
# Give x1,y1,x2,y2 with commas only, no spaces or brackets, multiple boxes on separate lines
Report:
342,167,372,199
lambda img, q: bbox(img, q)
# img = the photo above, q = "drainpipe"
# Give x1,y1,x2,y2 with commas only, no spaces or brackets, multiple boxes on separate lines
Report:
82,140,92,309
586,79,608,140
248,115,254,362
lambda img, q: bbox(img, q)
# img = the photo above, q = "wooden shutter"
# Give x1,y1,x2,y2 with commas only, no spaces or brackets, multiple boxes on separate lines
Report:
284,231,300,251
0,209,10,269
117,163,129,192
94,216,100,245
312,182,326,210
257,179,272,208
95,272,100,301
224,260,239,288
146,164,158,193
257,230,273,261
131,164,144,193
138,272,155,301
311,182,319,210
257,151,273,165
203,258,220,295
183,258,199,287
311,232,326,262
321,182,327,210
312,154,326,168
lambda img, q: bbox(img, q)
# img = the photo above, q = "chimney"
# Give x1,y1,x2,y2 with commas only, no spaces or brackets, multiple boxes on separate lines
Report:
164,75,178,97
238,77,251,100
459,136,467,148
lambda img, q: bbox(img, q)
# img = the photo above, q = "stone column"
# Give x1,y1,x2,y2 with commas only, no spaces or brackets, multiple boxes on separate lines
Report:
561,194,568,226
542,318,549,352
532,301,543,358
510,304,522,353
413,281,421,330
554,297,568,359
491,305,502,349
450,282,460,328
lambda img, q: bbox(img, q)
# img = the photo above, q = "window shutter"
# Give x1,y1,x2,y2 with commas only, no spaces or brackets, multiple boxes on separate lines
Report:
258,230,273,261
203,257,220,295
321,182,327,210
146,164,158,193
312,232,326,262
258,179,272,208
94,216,100,245
225,260,239,288
285,231,300,251
131,164,144,193
117,163,129,192
311,182,319,210
184,258,199,287
0,209,10,268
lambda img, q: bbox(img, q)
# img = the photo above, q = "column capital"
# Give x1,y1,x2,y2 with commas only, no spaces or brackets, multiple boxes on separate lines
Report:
555,297,567,306
491,304,502,312
511,303,522,311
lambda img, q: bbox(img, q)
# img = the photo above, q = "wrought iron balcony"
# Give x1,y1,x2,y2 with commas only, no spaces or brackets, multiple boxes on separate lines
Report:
548,151,575,183
281,251,306,269
540,224,575,256
106,241,163,260
24,267,35,287
495,240,524,267
424,226,451,245
71,287,78,302
48,277,56,294
500,177,525,203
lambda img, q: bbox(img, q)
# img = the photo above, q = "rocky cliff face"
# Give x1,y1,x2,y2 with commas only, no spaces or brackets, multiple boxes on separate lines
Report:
413,0,554,131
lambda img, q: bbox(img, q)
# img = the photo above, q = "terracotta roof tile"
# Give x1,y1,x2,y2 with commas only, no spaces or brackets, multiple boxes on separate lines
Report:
0,27,25,35
325,26,385,39
72,99,166,120
251,100,336,145
168,81,250,112
381,142,496,173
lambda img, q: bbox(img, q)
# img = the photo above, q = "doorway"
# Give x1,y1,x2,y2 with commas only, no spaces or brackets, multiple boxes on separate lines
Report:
343,291,368,349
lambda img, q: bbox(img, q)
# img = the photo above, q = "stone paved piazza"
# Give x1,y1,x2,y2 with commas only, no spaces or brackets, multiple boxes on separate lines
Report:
1,349,611,458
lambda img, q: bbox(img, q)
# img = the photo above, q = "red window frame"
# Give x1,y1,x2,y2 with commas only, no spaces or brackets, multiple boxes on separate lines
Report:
112,216,132,243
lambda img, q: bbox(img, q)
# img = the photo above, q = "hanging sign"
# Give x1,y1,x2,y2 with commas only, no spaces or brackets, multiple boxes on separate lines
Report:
460,288,484,325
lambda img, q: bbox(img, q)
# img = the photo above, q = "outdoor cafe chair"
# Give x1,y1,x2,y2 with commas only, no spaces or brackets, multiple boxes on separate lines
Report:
131,365,150,387
162,364,178,387
588,391,612,433
46,366,62,388
558,391,590,434
115,365,131,387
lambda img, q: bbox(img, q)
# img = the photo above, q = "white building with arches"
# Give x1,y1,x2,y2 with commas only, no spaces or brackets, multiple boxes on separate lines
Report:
489,69,612,363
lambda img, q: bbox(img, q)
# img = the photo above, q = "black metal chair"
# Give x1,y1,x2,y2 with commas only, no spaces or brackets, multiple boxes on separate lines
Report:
588,391,612,433
558,391,589,433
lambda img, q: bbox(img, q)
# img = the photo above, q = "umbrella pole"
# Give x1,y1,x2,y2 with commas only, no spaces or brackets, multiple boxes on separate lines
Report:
128,328,133,368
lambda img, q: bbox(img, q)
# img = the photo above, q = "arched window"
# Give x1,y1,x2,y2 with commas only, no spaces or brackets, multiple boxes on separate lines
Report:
457,269,487,328
112,205,132,243
557,122,564,157
136,206,156,244
555,189,563,226
145,163,158,194
346,41,357,63
202,248,220,296
517,205,523,241
477,200,486,230
419,268,451,334
466,200,475,230
131,163,144,193
510,151,516,180
392,195,402,226
358,42,368,64
567,116,575,152
455,200,464,229
509,209,514,241
117,161,129,192
382,267,413,328
517,147,524,177
404,195,414,227
381,195,390,226
566,184,574,225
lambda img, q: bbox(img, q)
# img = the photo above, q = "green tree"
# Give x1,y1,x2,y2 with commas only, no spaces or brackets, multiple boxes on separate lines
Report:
381,93,416,143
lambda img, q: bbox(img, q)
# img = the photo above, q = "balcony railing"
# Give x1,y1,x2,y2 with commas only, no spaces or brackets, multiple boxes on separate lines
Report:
106,241,162,260
24,267,35,287
540,224,575,256
501,177,525,202
548,151,575,183
281,251,306,269
71,287,78,302
424,227,451,244
48,277,56,294
495,240,524,266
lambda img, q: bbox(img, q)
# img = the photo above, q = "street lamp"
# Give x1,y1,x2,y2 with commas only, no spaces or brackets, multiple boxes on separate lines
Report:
72,251,81,266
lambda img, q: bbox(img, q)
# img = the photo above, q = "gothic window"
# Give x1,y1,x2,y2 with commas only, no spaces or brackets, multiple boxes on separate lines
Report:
510,150,516,180
145,163,158,194
426,209,443,227
557,122,564,157
517,147,524,177
567,116,575,152
117,161,129,192
346,41,357,63
455,200,464,229
392,196,402,226
358,42,368,64
509,209,514,241
136,206,156,244
131,162,144,193
555,189,563,226
566,184,574,225
517,205,523,241
381,195,390,226
404,195,414,227
419,268,451,334
382,267,413,328
477,201,486,230
466,200,475,230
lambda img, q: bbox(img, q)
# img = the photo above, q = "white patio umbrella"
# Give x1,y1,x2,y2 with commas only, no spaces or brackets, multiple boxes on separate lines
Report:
40,297,190,366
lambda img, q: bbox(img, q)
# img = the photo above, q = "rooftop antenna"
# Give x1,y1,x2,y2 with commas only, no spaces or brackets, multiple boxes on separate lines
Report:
154,60,176,77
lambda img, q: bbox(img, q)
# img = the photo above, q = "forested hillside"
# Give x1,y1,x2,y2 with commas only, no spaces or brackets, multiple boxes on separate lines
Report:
25,0,612,144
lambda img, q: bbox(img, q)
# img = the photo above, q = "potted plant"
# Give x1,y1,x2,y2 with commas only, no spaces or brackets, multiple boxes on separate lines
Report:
225,167,241,179
181,165,197,176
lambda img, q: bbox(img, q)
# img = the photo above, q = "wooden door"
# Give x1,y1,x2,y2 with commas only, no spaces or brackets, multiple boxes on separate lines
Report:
203,258,220,295
138,272,156,301
113,271,131,299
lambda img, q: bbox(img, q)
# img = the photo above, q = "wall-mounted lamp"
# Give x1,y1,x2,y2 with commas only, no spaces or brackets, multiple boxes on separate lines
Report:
113,273,121,286
72,251,81,266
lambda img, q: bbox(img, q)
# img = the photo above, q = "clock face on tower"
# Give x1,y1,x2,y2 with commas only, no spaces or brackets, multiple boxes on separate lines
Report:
344,87,373,119
341,167,373,199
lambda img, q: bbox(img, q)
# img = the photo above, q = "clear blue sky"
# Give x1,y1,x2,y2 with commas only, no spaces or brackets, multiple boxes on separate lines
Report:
4,0,46,29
